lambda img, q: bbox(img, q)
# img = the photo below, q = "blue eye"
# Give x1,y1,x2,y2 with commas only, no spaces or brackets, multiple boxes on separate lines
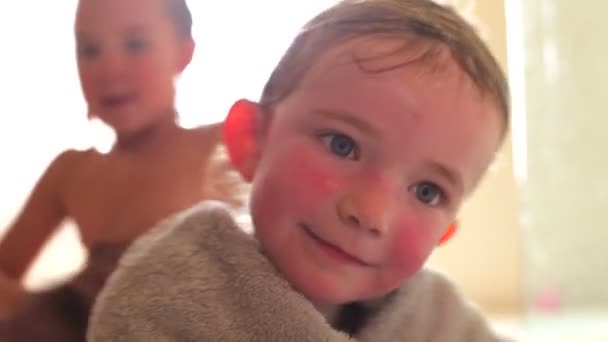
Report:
412,182,443,206
320,133,358,159
125,38,146,53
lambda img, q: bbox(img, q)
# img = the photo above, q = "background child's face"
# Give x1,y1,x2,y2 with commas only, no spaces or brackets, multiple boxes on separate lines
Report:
248,37,504,305
75,0,191,135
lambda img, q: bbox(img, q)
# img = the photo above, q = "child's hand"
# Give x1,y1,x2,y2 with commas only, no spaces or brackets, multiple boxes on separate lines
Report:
0,273,27,320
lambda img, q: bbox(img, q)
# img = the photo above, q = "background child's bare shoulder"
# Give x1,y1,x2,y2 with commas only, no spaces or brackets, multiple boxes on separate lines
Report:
53,148,103,192
186,123,244,207
186,122,223,152
52,148,97,181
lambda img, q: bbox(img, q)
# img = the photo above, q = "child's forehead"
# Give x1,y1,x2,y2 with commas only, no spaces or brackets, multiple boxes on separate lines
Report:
76,0,168,29
313,35,447,72
301,36,469,96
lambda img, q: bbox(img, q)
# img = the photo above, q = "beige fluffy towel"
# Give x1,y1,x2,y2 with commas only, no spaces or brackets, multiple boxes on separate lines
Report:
88,201,515,342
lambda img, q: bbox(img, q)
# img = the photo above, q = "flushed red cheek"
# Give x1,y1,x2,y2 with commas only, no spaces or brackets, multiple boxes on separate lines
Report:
78,72,95,95
282,146,344,209
389,222,436,278
252,143,342,233
134,56,171,82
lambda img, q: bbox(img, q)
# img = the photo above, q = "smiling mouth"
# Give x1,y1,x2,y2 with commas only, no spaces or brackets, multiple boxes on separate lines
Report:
300,224,373,267
100,94,136,108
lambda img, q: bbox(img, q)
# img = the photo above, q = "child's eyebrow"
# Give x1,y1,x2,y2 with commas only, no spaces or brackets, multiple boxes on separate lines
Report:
311,108,380,138
124,26,148,35
425,161,464,194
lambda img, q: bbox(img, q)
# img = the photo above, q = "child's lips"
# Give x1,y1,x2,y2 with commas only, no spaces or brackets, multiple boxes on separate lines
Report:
100,94,135,108
300,224,376,267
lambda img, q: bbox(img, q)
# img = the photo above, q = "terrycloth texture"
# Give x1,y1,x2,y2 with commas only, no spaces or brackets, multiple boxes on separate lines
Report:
0,243,127,342
88,202,515,342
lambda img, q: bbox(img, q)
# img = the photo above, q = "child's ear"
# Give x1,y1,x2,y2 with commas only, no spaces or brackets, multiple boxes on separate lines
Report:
223,99,264,181
438,222,457,246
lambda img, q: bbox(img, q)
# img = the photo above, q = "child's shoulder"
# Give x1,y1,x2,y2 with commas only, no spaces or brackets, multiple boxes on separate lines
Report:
125,201,244,259
98,202,237,277
50,147,95,168
183,122,223,147
185,123,245,205
165,123,223,162
41,148,98,186
358,268,512,341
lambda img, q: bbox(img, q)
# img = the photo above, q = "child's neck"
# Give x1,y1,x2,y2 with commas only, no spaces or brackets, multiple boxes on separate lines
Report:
112,114,181,153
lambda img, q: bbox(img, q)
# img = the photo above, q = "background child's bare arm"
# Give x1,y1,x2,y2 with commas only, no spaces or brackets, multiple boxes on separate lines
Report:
0,150,80,282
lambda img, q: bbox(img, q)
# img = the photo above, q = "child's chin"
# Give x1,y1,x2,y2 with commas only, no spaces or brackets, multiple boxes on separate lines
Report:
299,275,401,306
294,274,363,305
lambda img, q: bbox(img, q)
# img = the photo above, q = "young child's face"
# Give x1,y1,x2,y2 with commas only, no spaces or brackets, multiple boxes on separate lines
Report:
244,37,504,305
75,0,192,135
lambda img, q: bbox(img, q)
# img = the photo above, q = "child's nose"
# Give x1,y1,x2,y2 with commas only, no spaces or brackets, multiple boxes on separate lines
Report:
99,52,126,77
336,174,397,237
